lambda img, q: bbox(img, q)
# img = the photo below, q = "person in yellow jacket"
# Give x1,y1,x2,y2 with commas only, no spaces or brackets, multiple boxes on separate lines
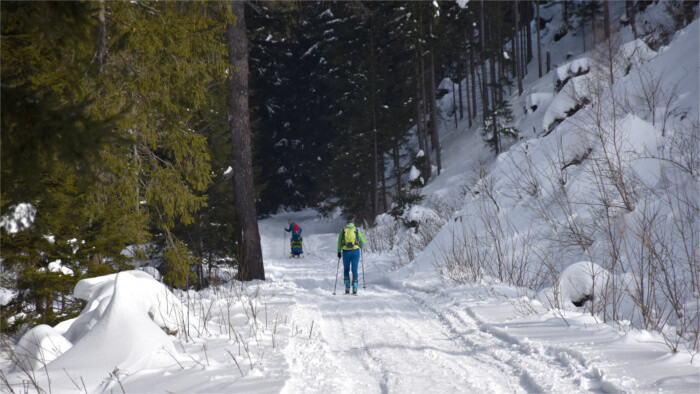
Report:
337,214,365,294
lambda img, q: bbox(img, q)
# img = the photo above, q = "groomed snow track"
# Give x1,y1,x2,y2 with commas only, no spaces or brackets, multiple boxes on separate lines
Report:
260,215,619,393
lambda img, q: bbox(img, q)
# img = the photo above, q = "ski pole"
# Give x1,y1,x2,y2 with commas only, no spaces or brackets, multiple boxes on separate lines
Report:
361,248,366,289
333,257,341,295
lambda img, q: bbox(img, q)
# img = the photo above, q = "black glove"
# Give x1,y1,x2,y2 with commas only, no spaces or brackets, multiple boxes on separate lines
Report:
337,252,342,258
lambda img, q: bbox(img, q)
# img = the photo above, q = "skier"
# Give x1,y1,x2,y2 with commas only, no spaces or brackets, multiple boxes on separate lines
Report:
337,214,365,295
284,219,303,256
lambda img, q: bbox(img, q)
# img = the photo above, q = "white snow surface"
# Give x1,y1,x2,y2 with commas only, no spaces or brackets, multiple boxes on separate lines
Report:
3,209,698,392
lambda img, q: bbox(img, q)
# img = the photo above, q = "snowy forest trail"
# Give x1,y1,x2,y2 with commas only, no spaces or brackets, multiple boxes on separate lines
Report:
258,213,617,393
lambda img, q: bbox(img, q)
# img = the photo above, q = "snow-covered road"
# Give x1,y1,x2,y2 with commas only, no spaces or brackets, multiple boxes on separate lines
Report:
5,210,697,393
259,212,617,393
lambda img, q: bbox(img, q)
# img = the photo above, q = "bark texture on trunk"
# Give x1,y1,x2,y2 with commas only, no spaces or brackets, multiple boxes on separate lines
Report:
536,0,542,78
515,0,523,95
429,42,442,174
226,1,264,281
479,1,489,124
603,0,611,39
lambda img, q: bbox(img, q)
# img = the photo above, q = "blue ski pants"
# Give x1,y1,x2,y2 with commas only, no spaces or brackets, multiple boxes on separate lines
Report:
342,248,360,280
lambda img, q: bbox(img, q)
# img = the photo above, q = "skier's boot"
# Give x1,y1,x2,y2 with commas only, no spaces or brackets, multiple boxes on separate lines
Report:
352,279,358,295
344,277,351,294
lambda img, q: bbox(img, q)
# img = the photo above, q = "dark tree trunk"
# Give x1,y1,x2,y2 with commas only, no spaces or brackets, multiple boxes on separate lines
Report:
468,35,478,120
429,37,442,174
627,0,637,39
479,0,489,124
515,0,523,95
370,18,379,219
452,82,458,128
380,154,387,213
536,0,542,78
464,66,472,128
458,80,463,120
226,1,264,281
489,22,497,108
419,52,431,180
603,0,611,40
415,59,428,175
525,1,533,64
393,145,402,201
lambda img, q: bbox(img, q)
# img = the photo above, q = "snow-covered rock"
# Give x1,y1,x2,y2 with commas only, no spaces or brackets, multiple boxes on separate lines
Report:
14,325,73,371
555,58,591,90
526,93,555,113
47,271,187,382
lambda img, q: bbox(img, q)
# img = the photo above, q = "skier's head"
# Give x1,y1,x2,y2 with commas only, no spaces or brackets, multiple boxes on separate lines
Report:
347,214,355,223
288,219,292,224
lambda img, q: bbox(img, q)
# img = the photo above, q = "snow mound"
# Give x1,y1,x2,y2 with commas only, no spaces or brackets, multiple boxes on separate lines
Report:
558,261,610,306
14,325,73,371
404,205,441,225
0,287,16,306
618,114,661,188
619,39,656,71
46,271,186,381
555,58,590,90
526,93,555,113
543,74,593,133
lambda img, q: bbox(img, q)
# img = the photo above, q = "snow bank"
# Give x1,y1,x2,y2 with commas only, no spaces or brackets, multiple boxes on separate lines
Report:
618,114,661,188
619,39,656,71
24,271,187,385
14,325,73,371
555,58,590,90
543,74,593,132
556,261,610,307
526,93,555,113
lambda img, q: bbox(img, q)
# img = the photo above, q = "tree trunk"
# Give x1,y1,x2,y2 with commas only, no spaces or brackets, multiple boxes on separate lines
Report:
458,80,463,120
536,0,542,78
514,0,523,95
468,34,478,121
393,145,401,201
419,52,431,180
370,19,379,219
627,0,637,39
415,59,428,175
429,42,442,175
525,1,533,64
380,154,387,213
452,82,458,128
226,1,264,281
488,22,497,109
464,65,472,128
479,0,489,124
603,0,611,40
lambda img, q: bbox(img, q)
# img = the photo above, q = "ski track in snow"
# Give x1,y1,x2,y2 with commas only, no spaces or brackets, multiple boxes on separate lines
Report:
262,218,617,393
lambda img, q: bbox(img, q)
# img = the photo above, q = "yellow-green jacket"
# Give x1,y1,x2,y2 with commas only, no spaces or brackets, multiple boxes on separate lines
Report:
337,223,365,252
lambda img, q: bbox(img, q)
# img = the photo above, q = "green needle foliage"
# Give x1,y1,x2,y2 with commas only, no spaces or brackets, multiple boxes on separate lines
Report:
1,1,231,333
